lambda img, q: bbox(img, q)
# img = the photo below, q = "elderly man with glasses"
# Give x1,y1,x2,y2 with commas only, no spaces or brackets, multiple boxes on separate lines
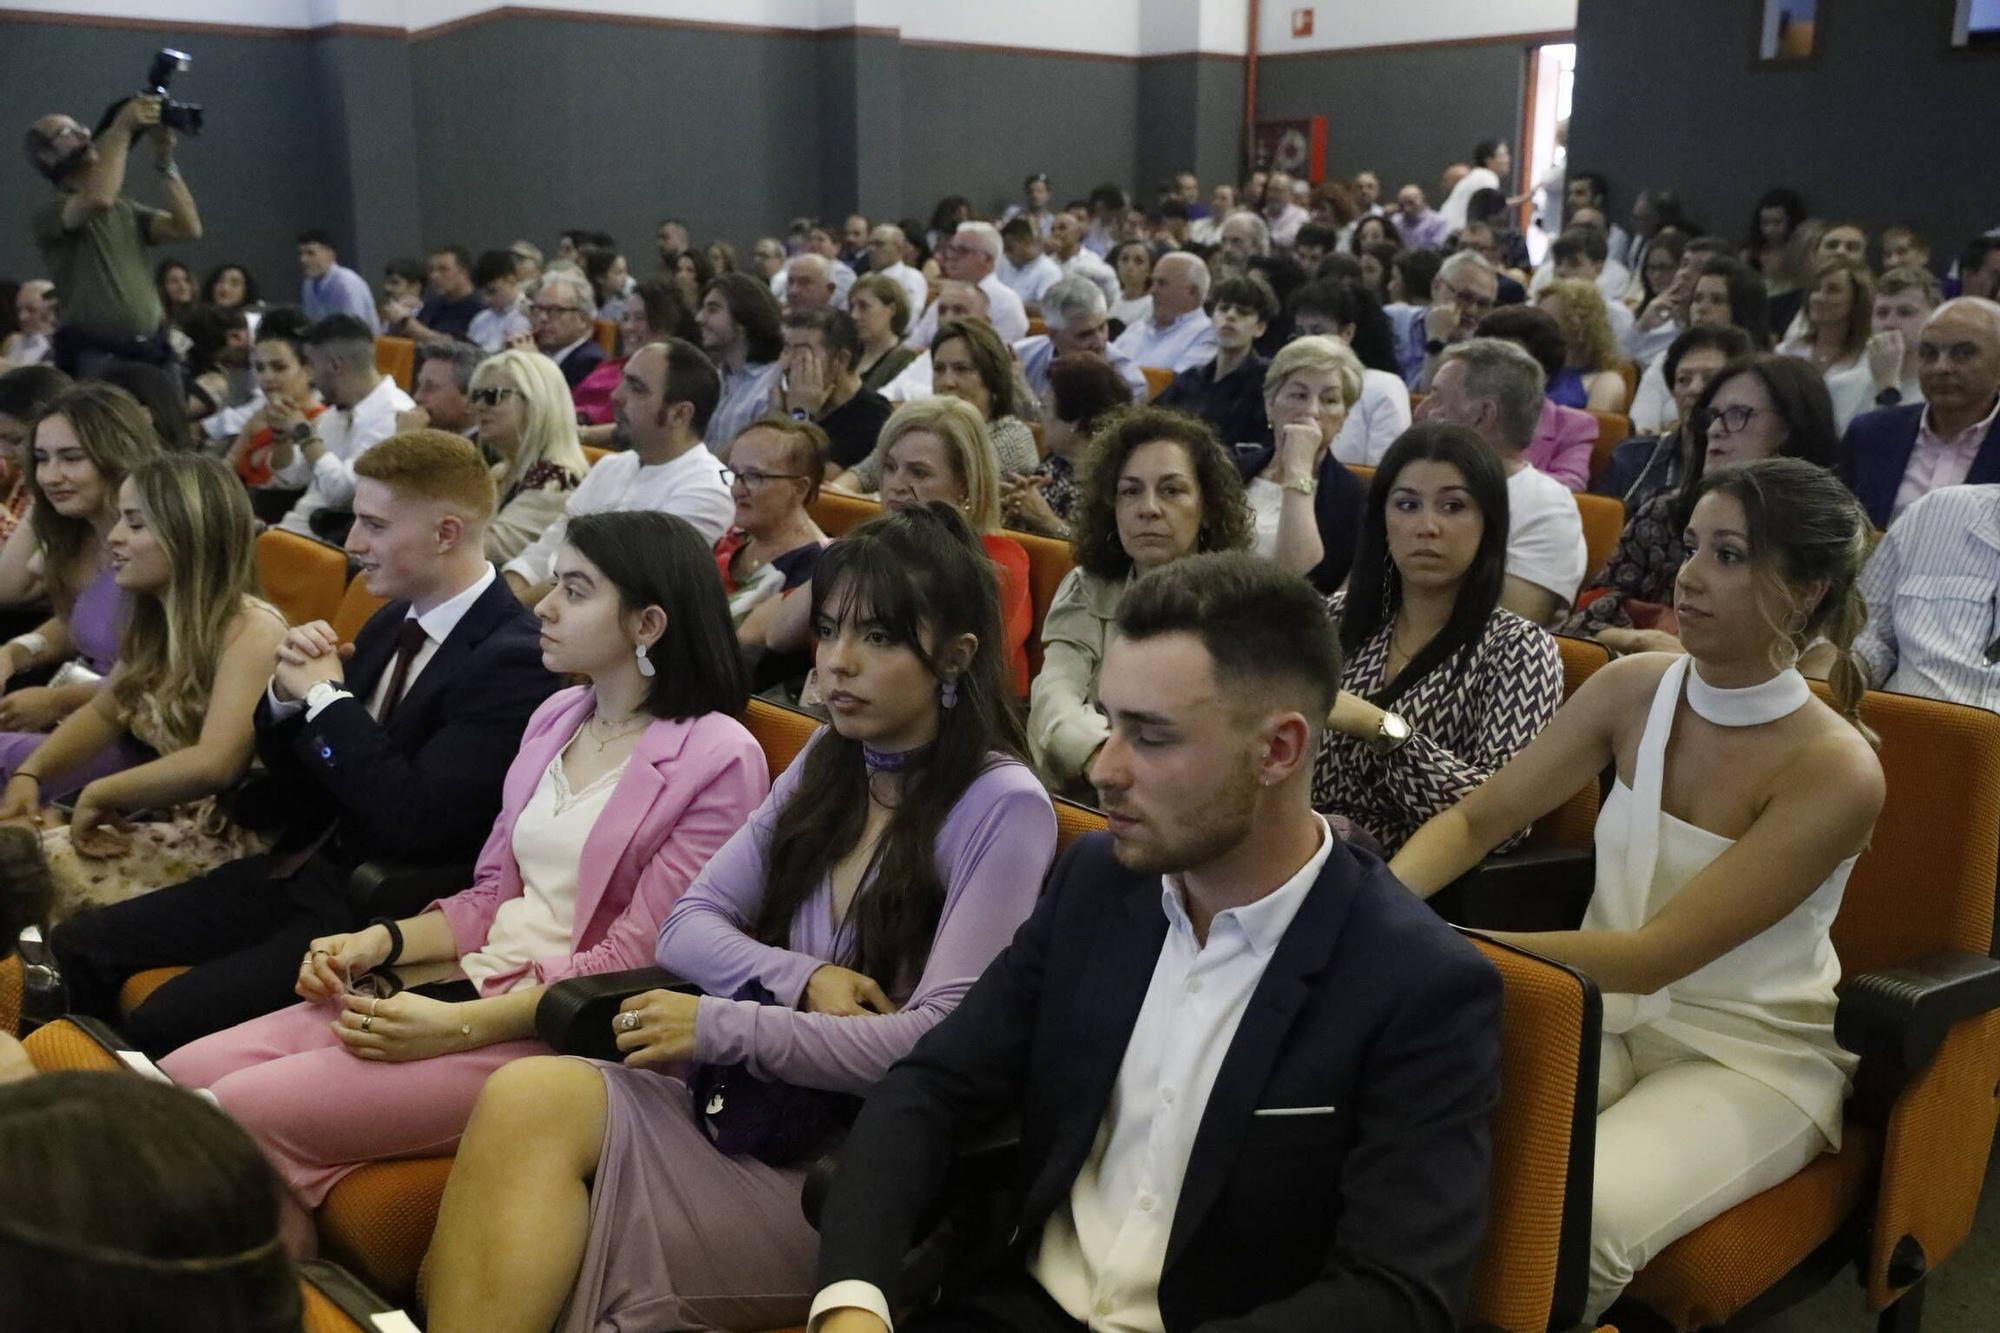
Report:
1416,251,1502,392
530,270,607,388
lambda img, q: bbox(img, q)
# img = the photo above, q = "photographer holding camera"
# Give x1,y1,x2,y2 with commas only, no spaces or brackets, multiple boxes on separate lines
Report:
24,92,203,377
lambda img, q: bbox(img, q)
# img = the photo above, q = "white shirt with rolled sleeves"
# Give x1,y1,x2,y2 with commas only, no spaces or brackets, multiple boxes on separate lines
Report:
808,818,1336,1333
273,373,415,539
1111,308,1218,376
904,273,1029,350
1855,484,2000,710
1505,462,1588,610
502,446,734,589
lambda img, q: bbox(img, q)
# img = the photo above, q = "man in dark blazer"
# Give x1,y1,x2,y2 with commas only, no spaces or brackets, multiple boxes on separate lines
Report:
1838,298,2000,529
51,431,558,1057
533,269,608,389
812,554,1502,1333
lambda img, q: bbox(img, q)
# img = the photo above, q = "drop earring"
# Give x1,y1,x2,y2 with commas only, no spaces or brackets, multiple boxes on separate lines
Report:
635,642,656,678
939,677,958,709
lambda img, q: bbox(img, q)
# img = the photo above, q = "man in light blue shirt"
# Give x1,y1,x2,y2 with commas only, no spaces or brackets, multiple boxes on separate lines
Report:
1110,252,1217,374
297,228,381,333
1013,277,1148,406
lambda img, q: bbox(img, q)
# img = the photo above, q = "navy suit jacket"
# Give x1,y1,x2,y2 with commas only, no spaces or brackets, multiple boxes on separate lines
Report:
250,576,559,866
558,338,608,389
1838,402,2000,529
817,830,1502,1333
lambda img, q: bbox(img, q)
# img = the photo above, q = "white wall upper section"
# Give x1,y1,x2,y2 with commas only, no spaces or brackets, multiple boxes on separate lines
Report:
0,0,1572,53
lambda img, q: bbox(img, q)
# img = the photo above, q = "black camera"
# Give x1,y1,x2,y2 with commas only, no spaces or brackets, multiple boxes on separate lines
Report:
144,48,204,136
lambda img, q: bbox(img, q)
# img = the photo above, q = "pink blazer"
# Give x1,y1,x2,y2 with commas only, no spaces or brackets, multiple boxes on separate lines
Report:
1525,398,1600,492
430,686,769,995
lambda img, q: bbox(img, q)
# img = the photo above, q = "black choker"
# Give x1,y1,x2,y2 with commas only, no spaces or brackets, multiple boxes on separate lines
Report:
862,742,931,772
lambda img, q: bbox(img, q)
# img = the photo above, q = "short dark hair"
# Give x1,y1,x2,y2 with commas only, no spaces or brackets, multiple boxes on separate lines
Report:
562,510,749,720
998,216,1035,243
1071,406,1252,581
1473,139,1507,168
1474,305,1569,380
1294,222,1339,253
1393,248,1444,298
658,335,723,436
383,257,426,287
0,363,70,425
414,339,484,392
1661,324,1754,393
1961,234,2000,275
702,272,784,364
1116,552,1340,721
1551,226,1609,266
178,304,248,375
1342,424,1510,703
303,313,375,352
1571,170,1610,208
1046,353,1133,436
628,275,696,344
251,305,313,360
0,1072,299,1330
295,228,335,249
1212,275,1279,323
1293,280,1399,376
471,249,517,288
428,244,473,274
781,305,861,371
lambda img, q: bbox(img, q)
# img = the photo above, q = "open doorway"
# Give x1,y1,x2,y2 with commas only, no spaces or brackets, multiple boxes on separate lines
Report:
1520,41,1576,266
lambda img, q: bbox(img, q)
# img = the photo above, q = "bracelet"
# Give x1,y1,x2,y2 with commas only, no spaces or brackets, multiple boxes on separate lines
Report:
6,632,49,660
156,161,181,179
368,916,404,967
9,772,40,788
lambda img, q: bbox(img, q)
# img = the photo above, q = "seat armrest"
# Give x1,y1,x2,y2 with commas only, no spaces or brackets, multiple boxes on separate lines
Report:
534,967,699,1059
344,859,477,920
1835,950,2000,1077
1428,846,1595,932
299,1258,398,1320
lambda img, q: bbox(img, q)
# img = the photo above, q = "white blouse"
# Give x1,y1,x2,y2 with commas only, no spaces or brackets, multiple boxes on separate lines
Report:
460,743,629,992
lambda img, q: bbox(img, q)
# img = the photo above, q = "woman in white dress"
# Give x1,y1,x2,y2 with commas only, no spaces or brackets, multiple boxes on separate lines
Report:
1390,455,1883,1319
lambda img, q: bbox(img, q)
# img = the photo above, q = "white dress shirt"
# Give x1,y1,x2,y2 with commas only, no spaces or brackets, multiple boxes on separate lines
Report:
1112,308,1218,375
875,262,931,324
273,373,415,538
469,303,531,353
1014,335,1149,404
998,254,1064,306
1438,167,1501,230
905,273,1029,349
503,445,734,587
1505,462,1589,607
809,817,1335,1333
1031,818,1335,1332
268,564,497,723
1856,483,2000,709
1329,368,1415,466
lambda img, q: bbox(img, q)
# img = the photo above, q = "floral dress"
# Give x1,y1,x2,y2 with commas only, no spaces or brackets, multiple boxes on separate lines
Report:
42,605,285,923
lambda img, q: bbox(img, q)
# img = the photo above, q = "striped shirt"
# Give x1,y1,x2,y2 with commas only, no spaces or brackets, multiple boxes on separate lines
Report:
1855,484,2000,710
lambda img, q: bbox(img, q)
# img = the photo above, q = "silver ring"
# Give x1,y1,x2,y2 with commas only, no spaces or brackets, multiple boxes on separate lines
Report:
360,1015,373,1033
619,1010,640,1032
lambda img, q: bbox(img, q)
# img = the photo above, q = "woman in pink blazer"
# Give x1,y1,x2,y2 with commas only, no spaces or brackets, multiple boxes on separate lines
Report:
162,512,768,1251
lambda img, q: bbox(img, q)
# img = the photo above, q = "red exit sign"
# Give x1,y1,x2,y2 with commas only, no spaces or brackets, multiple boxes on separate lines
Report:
1292,8,1314,37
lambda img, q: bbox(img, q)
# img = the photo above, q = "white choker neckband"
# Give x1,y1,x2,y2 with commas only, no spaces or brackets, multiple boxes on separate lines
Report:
1685,661,1810,727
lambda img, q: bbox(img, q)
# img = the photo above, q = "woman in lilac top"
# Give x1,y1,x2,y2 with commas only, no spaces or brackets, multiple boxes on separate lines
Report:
425,501,1058,1333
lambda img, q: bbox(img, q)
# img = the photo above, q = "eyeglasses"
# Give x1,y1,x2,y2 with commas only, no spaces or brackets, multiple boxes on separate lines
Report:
1698,404,1765,434
530,303,585,319
1443,284,1496,313
721,467,808,488
469,386,522,406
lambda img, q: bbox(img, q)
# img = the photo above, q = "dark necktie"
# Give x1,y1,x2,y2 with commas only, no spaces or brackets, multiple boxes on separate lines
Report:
378,618,429,722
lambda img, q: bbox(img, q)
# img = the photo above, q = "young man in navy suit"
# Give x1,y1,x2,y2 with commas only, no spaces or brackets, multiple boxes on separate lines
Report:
812,554,1502,1333
52,431,559,1057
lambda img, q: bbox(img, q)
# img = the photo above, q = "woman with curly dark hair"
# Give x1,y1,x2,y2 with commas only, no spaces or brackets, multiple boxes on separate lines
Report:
1027,406,1252,793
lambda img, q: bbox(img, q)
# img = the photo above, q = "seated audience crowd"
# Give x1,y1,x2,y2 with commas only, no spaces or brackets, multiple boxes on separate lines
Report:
8,110,2000,1333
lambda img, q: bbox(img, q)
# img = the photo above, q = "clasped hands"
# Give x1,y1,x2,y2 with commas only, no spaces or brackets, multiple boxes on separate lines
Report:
271,620,354,703
297,925,471,1062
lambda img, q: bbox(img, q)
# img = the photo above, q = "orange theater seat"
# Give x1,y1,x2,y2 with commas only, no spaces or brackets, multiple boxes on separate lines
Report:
1585,411,1631,484
318,1157,455,1306
1524,636,1612,852
1140,366,1174,401
582,443,610,468
1575,493,1624,589
593,319,618,355
808,490,882,537
0,954,21,1036
375,336,415,392
120,965,187,1017
330,573,390,643
1014,529,1074,678
257,528,351,629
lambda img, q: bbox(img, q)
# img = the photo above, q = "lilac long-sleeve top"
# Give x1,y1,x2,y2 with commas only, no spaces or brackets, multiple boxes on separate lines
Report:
660,733,1057,1096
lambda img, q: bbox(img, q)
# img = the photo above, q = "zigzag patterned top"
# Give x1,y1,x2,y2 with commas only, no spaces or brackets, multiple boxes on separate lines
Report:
1311,592,1565,856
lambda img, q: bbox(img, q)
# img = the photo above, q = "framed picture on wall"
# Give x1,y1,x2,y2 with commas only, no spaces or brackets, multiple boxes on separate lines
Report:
1756,0,1822,63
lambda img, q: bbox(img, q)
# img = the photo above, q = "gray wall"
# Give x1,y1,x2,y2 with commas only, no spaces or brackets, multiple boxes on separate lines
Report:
1568,0,2000,257
1256,43,1529,200
1137,55,1247,208
0,19,339,307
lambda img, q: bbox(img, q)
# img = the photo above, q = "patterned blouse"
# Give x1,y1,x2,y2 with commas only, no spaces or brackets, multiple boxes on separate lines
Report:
1312,591,1564,855
1555,491,1679,637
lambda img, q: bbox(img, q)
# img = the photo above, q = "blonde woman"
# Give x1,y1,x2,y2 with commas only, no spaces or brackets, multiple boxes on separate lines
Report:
775,397,1034,695
1539,278,1628,412
468,350,589,564
0,384,160,793
1248,335,1370,591
0,455,286,921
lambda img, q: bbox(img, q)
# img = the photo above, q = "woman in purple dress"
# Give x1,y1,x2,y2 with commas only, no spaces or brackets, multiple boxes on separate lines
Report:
0,383,157,795
424,501,1059,1333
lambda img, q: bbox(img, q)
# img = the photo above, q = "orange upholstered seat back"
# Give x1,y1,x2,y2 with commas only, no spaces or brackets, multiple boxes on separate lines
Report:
808,490,882,537
1523,636,1612,851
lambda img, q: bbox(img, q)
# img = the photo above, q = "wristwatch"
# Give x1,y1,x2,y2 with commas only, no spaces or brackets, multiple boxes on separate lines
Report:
1424,338,1448,356
289,420,314,445
1281,475,1318,497
1874,387,1904,407
789,407,811,422
1370,711,1413,755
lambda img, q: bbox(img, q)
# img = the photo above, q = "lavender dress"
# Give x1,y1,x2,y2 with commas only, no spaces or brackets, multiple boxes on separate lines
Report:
0,565,143,797
557,736,1056,1333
